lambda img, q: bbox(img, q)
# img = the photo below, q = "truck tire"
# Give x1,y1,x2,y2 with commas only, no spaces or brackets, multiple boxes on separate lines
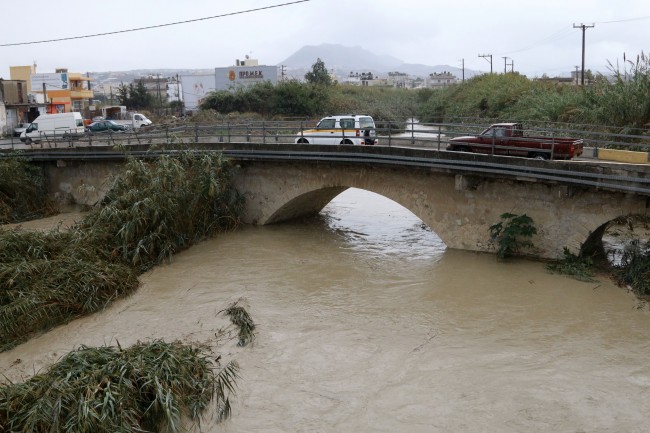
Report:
531,152,548,160
296,138,309,144
24,137,32,145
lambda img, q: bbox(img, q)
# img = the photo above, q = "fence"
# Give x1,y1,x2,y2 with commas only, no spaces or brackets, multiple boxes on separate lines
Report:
2,119,650,156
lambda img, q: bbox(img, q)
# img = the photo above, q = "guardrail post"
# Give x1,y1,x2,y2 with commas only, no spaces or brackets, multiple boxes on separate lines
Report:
491,129,496,155
247,124,251,142
388,123,392,147
194,124,199,142
165,125,169,143
411,118,415,145
551,133,555,160
227,122,231,143
437,125,441,151
262,121,266,144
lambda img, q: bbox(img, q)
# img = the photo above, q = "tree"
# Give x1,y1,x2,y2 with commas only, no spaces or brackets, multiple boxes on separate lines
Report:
114,81,153,110
304,58,333,86
116,83,130,106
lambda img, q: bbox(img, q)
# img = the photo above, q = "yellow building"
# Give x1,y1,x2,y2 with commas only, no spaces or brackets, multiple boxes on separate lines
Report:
10,66,93,114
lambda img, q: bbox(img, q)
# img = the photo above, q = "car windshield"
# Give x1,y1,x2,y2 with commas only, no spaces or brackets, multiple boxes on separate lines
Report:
358,117,374,129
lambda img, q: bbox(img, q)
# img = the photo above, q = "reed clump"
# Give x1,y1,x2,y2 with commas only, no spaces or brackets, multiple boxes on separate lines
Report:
0,154,57,224
0,150,243,351
0,340,240,432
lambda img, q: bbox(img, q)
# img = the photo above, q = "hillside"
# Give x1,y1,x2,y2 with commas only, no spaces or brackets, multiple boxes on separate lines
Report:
280,43,479,79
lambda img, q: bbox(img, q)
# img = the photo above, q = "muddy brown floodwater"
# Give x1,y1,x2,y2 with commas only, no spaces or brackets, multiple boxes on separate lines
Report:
2,188,650,433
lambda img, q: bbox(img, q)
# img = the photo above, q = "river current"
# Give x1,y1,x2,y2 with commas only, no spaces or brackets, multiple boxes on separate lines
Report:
2,188,649,432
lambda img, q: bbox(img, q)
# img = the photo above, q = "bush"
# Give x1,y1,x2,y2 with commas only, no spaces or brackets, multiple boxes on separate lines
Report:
0,340,240,432
489,213,537,259
0,155,57,224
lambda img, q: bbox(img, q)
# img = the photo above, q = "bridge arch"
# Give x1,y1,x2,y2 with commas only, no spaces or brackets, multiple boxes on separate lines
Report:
233,161,648,259
39,152,649,260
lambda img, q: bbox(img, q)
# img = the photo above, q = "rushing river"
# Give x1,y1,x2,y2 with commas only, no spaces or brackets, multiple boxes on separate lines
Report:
2,188,650,432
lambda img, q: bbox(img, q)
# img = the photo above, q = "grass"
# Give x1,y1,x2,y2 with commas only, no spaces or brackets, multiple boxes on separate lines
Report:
1,150,253,431
0,340,240,432
612,240,650,298
545,247,598,283
223,300,256,347
0,154,57,224
0,150,243,351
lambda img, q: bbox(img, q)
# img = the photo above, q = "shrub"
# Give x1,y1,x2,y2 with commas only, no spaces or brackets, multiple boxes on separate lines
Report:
489,213,537,259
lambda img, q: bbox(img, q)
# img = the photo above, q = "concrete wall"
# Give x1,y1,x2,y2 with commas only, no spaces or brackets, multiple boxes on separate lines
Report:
42,154,649,259
233,161,648,259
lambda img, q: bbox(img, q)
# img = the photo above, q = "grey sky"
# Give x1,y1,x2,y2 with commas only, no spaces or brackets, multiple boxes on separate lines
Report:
1,0,649,78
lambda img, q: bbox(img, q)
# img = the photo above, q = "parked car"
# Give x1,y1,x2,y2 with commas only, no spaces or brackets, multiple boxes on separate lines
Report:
295,114,377,145
87,120,128,133
13,123,29,137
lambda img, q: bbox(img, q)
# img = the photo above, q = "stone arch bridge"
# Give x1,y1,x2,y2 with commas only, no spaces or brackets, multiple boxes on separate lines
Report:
32,144,650,259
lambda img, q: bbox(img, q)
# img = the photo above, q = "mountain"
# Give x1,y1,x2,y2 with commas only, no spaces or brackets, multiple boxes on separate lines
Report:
280,43,479,79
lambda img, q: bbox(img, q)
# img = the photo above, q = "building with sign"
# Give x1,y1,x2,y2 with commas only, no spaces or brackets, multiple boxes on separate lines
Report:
180,57,278,113
10,65,93,114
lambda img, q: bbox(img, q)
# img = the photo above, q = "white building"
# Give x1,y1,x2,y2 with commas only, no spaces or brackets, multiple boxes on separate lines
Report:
180,57,278,112
425,72,458,89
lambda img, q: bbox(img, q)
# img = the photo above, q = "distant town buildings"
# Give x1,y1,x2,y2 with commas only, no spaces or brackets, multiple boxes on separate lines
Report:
180,56,279,112
0,64,94,135
425,72,458,88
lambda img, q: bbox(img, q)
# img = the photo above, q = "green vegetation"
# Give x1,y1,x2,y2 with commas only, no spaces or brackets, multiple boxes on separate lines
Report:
0,340,240,432
489,213,537,259
223,300,256,347
546,247,598,282
0,151,243,351
116,80,154,110
304,58,333,86
0,155,57,224
197,52,650,136
613,240,650,298
417,52,650,133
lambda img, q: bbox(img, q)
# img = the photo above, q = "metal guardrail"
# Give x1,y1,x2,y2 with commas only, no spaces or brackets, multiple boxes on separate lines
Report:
2,119,649,153
18,147,650,197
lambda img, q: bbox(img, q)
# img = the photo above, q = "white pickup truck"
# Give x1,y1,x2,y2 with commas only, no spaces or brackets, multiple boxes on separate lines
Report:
111,112,152,129
96,106,152,129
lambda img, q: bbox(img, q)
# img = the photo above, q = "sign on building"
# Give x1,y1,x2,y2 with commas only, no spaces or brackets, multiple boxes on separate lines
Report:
30,72,69,92
214,65,278,90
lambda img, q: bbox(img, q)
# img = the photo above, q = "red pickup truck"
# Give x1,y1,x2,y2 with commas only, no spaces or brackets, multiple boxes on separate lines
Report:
447,123,584,160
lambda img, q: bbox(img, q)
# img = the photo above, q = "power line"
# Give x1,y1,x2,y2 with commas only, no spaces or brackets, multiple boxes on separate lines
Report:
596,15,650,24
0,0,310,47
494,26,574,56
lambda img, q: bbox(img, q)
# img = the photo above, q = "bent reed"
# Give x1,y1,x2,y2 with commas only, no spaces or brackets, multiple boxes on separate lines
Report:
1,150,247,431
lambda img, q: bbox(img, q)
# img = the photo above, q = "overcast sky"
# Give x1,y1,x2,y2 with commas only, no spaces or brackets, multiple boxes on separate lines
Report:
1,0,649,78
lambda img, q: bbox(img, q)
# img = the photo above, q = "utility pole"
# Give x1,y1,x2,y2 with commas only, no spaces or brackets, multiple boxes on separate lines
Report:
573,23,594,85
574,66,580,85
509,59,514,73
459,58,465,82
502,56,510,74
479,53,493,73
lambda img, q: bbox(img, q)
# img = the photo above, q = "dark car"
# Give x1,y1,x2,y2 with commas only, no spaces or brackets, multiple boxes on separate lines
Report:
87,120,127,133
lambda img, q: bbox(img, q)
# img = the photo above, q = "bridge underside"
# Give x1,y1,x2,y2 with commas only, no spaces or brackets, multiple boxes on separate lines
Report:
233,161,649,259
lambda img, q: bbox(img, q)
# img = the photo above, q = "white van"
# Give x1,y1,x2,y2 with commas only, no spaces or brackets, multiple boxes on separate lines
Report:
20,112,86,144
